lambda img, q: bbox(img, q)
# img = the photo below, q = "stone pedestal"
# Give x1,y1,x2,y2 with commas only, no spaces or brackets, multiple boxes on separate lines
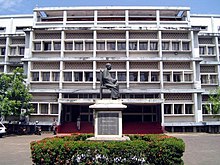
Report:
88,99,128,141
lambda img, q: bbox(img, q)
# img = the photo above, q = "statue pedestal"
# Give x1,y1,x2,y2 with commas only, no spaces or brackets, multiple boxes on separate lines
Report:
88,100,128,141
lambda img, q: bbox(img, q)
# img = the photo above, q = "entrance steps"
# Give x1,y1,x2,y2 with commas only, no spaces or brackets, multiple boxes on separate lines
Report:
58,122,163,134
58,122,93,134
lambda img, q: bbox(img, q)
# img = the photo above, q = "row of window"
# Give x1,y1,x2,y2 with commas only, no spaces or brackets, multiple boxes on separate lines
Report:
31,102,220,115
0,46,25,56
33,40,190,51
164,104,193,114
201,74,218,85
202,104,220,114
199,46,215,55
31,71,195,83
32,103,58,114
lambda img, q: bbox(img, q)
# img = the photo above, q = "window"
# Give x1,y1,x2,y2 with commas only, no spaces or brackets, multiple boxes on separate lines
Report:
172,42,179,50
97,42,105,50
208,47,214,55
19,47,25,55
54,42,61,50
151,72,159,81
201,75,208,84
129,72,138,81
40,104,48,114
52,72,60,81
210,75,217,84
184,74,192,82
174,104,182,114
0,47,5,55
129,42,137,50
96,72,101,81
85,72,93,81
164,104,172,114
140,72,149,81
139,42,148,50
32,104,38,114
75,42,83,50
64,72,72,81
42,72,50,81
85,42,93,50
202,104,209,114
34,43,41,51
74,72,83,81
185,104,193,114
199,46,205,55
163,72,171,82
117,72,126,81
44,42,51,51
65,42,73,50
173,72,181,82
0,27,5,33
50,104,58,114
32,72,39,81
107,42,115,50
10,47,16,55
150,42,158,50
117,42,126,50
182,42,190,50
162,42,169,50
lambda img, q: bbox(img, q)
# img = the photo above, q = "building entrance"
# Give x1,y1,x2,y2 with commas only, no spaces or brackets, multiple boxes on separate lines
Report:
123,104,161,123
61,105,80,123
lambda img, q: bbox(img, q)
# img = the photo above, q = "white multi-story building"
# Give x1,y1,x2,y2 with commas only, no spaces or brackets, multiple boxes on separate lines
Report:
1,6,220,133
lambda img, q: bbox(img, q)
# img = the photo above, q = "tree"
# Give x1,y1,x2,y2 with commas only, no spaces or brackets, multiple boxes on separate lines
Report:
206,87,220,119
0,67,33,119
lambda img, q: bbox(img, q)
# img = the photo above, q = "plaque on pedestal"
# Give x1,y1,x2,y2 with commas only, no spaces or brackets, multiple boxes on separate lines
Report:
88,100,129,141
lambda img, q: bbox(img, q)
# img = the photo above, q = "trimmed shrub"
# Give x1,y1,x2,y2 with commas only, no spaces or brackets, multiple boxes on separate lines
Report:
30,134,185,165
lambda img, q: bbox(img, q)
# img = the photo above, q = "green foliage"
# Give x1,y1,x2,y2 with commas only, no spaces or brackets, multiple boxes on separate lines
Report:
0,67,33,117
206,87,220,118
30,134,185,165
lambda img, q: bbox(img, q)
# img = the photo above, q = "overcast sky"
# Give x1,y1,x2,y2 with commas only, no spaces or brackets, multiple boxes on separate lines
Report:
0,0,220,15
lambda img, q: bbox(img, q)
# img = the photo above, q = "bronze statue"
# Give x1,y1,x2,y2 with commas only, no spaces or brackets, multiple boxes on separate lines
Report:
102,63,120,99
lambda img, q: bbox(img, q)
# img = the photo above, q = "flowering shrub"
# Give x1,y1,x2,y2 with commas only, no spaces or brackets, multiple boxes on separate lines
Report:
30,134,185,165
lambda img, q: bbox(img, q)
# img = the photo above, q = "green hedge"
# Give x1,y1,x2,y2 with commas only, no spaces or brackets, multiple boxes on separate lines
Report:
30,134,185,165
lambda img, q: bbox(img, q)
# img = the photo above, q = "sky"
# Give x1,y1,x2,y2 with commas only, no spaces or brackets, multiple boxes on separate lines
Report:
0,0,220,15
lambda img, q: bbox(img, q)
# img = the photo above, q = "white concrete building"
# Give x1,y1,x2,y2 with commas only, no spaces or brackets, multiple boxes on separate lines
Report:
0,6,220,133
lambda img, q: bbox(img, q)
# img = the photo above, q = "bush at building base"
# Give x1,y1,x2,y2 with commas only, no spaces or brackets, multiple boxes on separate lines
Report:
30,134,185,165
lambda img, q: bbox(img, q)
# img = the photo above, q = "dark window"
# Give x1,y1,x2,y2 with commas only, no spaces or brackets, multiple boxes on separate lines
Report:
65,42,73,50
75,42,83,50
19,47,25,55
174,104,182,114
32,72,39,81
54,42,61,50
0,47,5,55
42,72,50,81
185,104,193,114
117,42,126,50
107,42,116,50
74,72,83,81
64,72,72,81
44,42,51,51
164,104,172,114
34,43,41,51
139,42,148,50
117,72,126,81
85,72,93,81
129,72,138,81
140,72,149,81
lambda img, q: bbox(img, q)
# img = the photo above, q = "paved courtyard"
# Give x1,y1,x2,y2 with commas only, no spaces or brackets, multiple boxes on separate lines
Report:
0,133,220,164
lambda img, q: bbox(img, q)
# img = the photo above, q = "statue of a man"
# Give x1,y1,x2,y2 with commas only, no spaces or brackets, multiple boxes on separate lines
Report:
102,63,120,99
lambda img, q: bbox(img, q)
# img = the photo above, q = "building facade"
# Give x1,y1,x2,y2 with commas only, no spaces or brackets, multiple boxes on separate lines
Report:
1,6,220,133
